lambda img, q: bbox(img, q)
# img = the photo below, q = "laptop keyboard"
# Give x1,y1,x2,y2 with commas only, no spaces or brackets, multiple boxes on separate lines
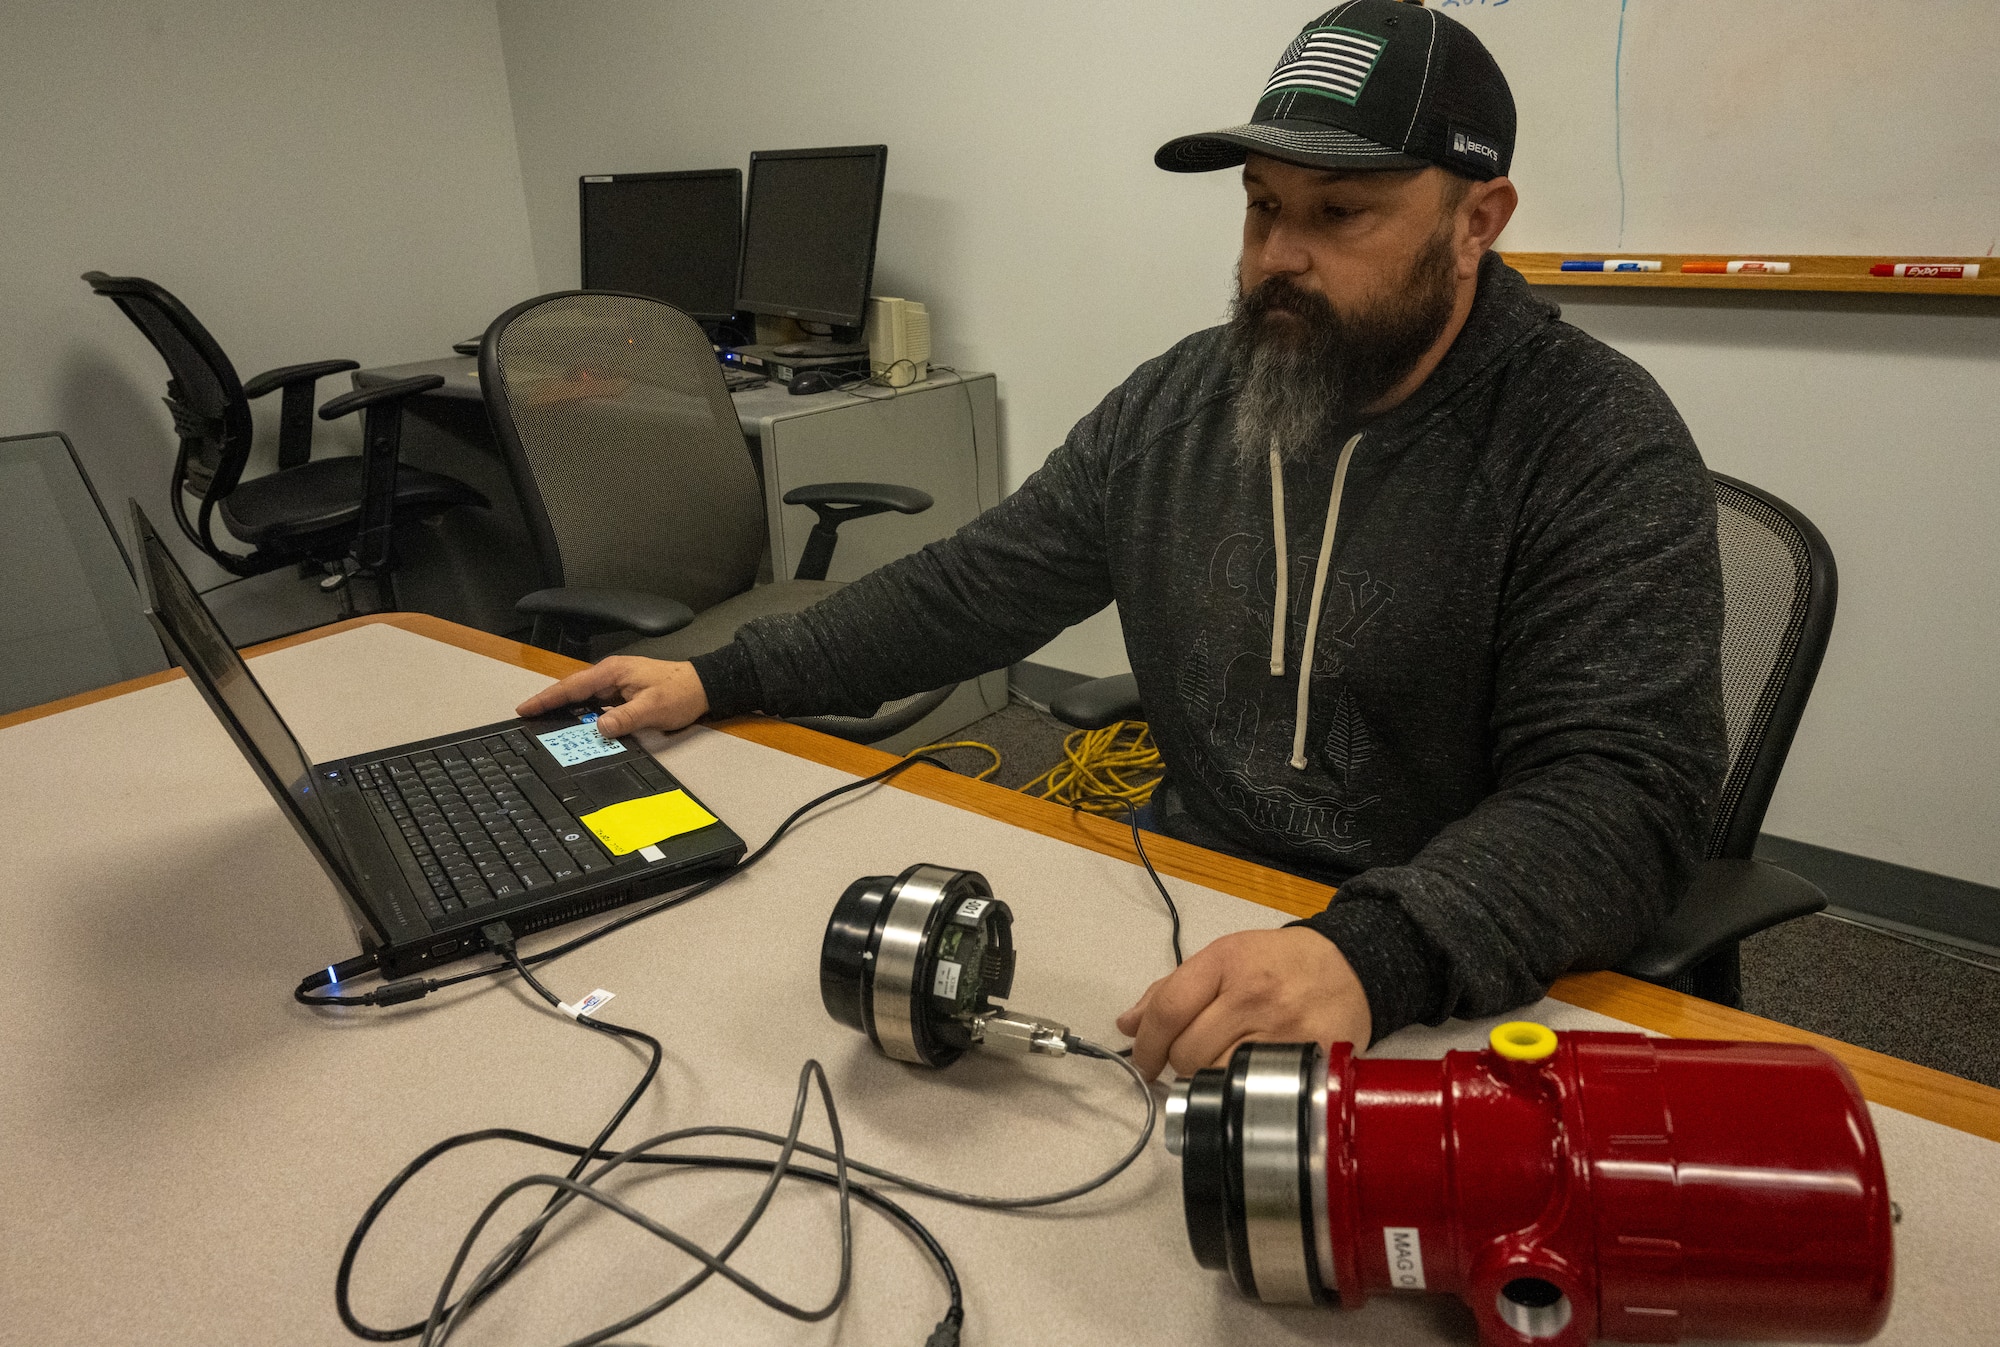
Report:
351,731,614,922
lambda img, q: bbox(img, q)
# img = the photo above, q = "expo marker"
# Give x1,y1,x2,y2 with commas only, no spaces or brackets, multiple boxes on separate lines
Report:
1681,260,1792,274
1870,263,1979,279
1560,259,1662,272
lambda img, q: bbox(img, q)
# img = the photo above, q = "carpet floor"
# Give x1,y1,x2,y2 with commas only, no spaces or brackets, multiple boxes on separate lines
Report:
936,701,2000,1088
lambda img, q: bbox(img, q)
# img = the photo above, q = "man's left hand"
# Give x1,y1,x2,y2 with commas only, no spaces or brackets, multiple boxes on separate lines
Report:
1115,928,1372,1080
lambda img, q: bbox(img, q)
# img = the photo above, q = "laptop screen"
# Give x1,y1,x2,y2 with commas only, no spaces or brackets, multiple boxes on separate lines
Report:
130,504,343,855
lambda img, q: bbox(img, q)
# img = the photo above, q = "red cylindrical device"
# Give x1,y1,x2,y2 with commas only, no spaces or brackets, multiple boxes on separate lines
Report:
1164,1025,1893,1345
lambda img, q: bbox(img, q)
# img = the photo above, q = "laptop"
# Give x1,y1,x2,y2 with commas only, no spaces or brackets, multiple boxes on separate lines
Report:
131,503,746,979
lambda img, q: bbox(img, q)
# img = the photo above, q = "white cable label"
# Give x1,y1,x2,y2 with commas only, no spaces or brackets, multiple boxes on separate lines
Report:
955,898,990,921
560,988,616,1019
1384,1227,1426,1290
932,961,963,998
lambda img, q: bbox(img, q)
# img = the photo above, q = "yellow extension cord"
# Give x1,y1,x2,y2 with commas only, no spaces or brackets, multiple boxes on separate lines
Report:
907,720,1163,815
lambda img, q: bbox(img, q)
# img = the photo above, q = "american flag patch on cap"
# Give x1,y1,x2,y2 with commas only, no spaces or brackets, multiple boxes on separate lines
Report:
1261,26,1386,107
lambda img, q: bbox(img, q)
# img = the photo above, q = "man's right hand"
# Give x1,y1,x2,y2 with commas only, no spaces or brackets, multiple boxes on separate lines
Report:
515,656,711,737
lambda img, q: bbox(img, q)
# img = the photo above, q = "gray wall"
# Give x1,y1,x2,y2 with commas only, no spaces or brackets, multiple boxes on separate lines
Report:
0,0,540,626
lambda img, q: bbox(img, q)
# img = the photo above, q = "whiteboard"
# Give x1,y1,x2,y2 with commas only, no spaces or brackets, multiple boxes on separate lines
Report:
1444,0,2000,256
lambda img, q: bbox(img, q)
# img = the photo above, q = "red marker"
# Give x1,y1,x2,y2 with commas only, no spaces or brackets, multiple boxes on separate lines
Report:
1682,260,1792,274
1871,262,1980,279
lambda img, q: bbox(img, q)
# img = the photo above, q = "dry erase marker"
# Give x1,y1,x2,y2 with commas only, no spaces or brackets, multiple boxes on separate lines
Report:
1870,262,1979,279
1681,260,1792,274
1561,259,1662,272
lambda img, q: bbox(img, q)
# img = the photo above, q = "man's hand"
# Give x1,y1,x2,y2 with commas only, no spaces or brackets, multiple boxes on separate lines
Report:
515,656,710,737
1115,928,1372,1080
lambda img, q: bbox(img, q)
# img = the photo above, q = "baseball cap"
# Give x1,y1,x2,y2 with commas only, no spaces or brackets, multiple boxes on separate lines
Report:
1156,0,1516,181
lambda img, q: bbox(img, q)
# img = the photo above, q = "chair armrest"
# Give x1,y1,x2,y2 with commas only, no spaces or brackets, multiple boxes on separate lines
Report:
242,359,360,400
781,482,935,582
245,360,363,471
789,684,958,745
782,482,933,514
516,587,695,639
1049,673,1143,730
1615,858,1828,984
318,374,445,421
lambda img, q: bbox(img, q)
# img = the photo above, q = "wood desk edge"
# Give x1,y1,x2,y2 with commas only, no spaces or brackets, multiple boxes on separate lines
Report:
13,612,1997,1144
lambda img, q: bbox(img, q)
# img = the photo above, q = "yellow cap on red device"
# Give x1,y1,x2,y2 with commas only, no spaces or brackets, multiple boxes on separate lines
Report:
1489,1021,1558,1061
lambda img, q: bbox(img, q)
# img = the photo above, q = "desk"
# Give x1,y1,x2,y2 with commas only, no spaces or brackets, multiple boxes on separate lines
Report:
4,615,1996,1345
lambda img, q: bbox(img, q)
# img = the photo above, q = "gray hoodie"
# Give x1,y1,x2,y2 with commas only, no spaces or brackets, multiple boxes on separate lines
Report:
693,254,1727,1040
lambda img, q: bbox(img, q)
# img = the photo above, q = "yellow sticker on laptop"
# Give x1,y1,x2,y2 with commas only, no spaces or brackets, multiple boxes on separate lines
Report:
577,790,718,856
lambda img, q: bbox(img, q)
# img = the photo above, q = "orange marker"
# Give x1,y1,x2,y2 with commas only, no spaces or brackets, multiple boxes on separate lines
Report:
1681,260,1791,274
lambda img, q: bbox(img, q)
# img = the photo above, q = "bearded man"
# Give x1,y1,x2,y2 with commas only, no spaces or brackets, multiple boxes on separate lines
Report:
520,0,1727,1080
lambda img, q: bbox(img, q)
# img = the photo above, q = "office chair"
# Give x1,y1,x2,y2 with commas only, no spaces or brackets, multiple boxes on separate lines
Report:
81,272,488,614
1048,472,1838,1007
479,290,955,744
0,431,168,715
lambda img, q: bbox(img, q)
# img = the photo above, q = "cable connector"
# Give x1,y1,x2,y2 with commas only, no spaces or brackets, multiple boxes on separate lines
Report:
480,919,517,955
924,1309,963,1347
369,977,436,1007
971,1009,1069,1057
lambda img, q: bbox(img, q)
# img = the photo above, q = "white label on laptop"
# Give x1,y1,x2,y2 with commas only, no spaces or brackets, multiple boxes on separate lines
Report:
535,714,627,768
559,988,616,1019
932,960,963,999
638,844,666,862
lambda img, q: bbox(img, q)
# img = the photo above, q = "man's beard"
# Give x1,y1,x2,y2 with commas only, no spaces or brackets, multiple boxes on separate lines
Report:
1228,226,1459,465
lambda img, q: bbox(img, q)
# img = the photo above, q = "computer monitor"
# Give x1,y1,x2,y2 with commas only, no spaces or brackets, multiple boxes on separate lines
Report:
578,169,743,322
735,145,888,355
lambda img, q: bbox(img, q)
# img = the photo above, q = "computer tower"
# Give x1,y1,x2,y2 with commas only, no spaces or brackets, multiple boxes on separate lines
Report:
866,297,930,387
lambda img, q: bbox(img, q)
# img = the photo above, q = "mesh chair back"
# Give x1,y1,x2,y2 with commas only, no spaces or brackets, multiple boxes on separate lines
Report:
481,292,765,614
0,433,168,715
81,273,252,502
1706,473,1837,860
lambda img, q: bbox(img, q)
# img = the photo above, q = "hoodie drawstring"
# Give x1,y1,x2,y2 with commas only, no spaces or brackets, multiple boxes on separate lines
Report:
1273,432,1363,770
1268,443,1289,676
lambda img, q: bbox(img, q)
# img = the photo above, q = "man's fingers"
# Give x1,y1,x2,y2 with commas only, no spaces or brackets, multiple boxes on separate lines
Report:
516,663,626,718
1164,1012,1263,1078
1114,976,1166,1038
593,693,654,737
1128,956,1225,1080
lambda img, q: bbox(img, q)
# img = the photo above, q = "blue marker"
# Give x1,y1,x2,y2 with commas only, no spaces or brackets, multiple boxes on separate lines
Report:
1560,259,1662,272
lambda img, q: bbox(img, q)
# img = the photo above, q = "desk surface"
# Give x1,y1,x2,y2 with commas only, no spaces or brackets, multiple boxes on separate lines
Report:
4,615,1996,1346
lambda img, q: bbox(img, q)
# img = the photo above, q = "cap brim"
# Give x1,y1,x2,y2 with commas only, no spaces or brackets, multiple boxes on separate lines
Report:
1155,119,1428,174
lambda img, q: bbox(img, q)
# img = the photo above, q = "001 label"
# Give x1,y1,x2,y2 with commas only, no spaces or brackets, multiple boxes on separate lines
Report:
1383,1226,1426,1290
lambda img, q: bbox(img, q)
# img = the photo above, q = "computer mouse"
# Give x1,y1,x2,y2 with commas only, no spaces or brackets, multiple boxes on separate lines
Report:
788,369,839,396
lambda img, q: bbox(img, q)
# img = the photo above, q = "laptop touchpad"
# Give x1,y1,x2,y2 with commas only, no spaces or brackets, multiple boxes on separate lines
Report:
574,763,656,809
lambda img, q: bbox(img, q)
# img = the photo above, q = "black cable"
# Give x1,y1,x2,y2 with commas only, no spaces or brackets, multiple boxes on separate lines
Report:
424,1058,857,1347
1070,792,1183,967
296,751,951,1008
651,1038,1155,1209
334,933,664,1342
1123,803,1184,967
343,986,970,1346
345,971,1147,1343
